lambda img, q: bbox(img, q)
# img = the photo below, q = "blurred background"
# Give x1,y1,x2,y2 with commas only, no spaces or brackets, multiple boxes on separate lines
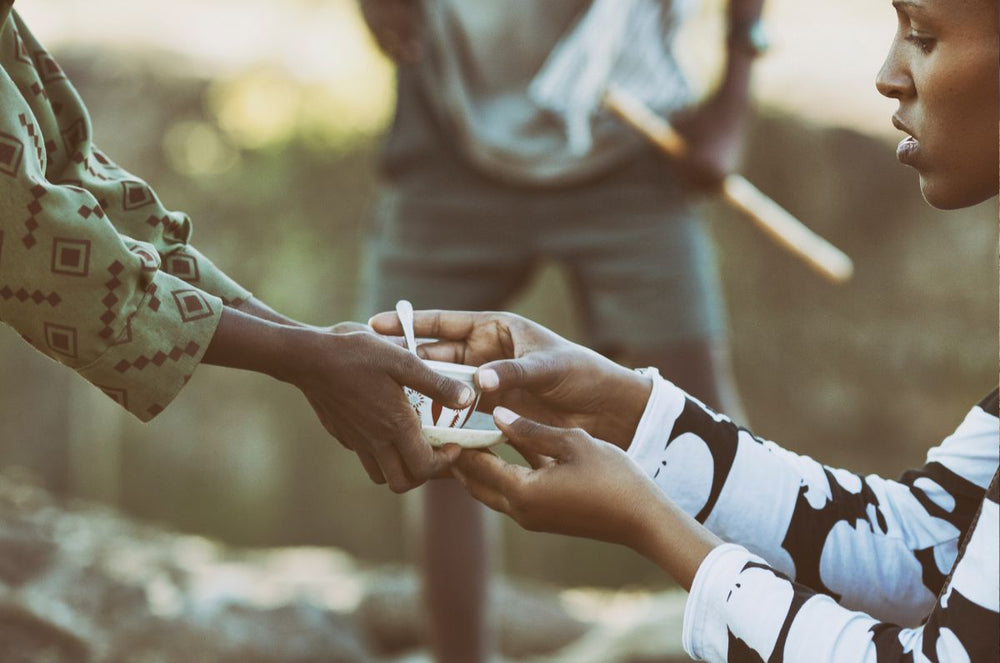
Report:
0,0,996,656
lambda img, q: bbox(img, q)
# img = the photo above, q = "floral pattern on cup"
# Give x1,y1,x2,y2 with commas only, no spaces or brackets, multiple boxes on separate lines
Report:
405,360,480,429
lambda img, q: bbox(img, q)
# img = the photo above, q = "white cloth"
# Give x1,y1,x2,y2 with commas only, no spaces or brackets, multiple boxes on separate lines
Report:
529,0,695,155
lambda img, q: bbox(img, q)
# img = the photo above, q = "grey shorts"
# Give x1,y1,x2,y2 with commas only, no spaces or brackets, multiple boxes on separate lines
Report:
359,152,727,352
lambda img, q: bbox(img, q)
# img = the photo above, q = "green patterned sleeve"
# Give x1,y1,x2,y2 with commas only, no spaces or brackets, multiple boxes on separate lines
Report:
10,11,253,306
0,13,231,421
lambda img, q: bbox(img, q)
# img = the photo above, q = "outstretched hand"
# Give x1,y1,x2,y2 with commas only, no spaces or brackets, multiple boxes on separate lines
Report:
205,308,470,493
369,310,652,449
453,407,722,590
288,323,471,492
454,407,658,548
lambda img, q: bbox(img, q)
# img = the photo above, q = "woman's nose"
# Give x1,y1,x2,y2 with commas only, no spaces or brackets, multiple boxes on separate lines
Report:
876,40,912,99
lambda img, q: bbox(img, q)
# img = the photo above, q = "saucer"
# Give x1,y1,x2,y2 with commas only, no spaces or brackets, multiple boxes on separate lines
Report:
422,425,505,449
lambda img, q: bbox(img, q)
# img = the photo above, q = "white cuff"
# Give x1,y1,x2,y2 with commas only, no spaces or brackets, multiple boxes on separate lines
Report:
683,543,755,661
626,368,687,473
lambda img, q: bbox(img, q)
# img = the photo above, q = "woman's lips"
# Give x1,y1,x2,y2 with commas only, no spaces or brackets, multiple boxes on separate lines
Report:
896,135,919,165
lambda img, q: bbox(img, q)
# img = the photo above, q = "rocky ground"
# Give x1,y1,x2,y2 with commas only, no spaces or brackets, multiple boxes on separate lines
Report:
0,467,690,663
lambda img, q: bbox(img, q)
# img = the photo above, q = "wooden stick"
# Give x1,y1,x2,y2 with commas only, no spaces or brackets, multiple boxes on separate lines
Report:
604,86,854,283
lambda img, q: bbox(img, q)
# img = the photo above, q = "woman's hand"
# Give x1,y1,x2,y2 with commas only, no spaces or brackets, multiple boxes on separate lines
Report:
453,408,722,589
369,310,652,449
454,408,662,550
204,308,470,493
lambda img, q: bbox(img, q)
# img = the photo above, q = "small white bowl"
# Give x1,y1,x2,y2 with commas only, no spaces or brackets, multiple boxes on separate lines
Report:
405,360,480,429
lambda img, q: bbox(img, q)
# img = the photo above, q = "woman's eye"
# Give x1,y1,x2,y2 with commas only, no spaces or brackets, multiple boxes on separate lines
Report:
905,33,936,54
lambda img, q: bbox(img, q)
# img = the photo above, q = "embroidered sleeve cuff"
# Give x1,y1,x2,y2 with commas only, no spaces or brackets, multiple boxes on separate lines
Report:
626,371,687,473
162,245,252,307
682,542,756,662
76,270,222,422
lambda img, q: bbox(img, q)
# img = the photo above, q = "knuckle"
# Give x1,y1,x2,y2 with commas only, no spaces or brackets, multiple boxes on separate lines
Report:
519,418,542,436
507,360,528,383
386,412,412,435
433,373,455,396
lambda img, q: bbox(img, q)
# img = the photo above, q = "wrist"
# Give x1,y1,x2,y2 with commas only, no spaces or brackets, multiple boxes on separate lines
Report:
267,324,326,385
600,367,654,450
633,491,723,591
204,307,310,383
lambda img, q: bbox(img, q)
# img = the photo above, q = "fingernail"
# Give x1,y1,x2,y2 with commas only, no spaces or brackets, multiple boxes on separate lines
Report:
478,368,499,390
459,385,475,406
494,406,518,425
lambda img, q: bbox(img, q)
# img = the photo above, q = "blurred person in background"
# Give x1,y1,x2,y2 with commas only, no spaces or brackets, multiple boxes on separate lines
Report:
371,0,1000,657
0,3,473,497
358,0,767,660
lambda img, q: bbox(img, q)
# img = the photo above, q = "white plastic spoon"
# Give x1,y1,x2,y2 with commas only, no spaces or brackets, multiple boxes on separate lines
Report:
395,299,418,355
396,299,433,426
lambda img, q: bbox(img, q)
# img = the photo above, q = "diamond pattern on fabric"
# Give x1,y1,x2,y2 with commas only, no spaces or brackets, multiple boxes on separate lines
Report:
0,132,24,177
129,246,159,272
32,49,66,83
166,254,200,282
92,149,121,172
98,262,125,339
50,238,91,276
97,385,129,409
18,114,45,167
44,322,78,358
148,289,161,312
76,203,105,220
121,181,154,210
145,214,185,237
29,81,47,102
113,341,200,373
60,117,87,156
171,289,214,322
12,29,30,65
21,184,44,249
112,321,133,347
0,285,61,306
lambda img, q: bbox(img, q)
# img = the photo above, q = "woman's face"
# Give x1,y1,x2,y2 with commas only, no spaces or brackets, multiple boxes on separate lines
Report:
876,0,999,209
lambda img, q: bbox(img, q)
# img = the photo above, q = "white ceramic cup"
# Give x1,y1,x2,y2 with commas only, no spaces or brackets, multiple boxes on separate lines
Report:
405,359,480,429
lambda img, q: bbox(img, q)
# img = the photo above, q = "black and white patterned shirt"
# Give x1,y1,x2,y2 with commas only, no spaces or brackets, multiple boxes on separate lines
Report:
628,379,999,662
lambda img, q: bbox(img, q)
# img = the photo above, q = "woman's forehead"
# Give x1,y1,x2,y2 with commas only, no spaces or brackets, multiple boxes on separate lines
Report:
894,0,995,14
895,0,999,32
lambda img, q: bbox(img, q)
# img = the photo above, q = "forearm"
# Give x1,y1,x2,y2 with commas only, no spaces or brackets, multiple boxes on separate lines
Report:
634,491,724,591
716,0,766,103
202,306,310,383
232,296,305,327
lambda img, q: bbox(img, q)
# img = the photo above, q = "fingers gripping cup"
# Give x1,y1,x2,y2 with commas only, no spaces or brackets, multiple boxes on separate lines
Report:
395,299,504,448
406,360,480,429
405,360,504,448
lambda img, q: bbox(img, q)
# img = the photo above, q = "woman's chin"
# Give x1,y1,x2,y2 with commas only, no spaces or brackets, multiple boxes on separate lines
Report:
919,175,999,211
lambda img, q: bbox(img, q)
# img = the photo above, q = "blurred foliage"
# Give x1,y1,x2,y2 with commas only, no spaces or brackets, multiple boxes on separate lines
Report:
0,32,996,592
